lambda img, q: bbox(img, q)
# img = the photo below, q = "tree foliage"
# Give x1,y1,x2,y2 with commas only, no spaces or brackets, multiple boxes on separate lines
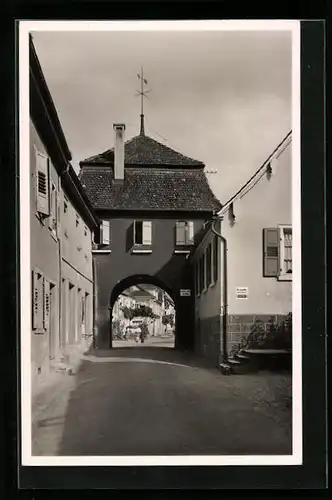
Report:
121,304,158,320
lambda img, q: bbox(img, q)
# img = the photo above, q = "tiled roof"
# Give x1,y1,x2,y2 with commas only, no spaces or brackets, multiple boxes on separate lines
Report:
81,134,205,167
79,166,222,212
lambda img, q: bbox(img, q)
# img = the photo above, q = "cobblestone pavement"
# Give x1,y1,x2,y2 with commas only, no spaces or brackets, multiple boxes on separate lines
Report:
32,345,292,456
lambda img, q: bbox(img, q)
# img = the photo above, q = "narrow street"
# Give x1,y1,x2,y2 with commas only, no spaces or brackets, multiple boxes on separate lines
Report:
32,344,292,457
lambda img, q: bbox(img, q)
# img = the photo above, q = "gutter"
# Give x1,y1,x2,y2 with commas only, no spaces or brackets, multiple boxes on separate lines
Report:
211,217,228,362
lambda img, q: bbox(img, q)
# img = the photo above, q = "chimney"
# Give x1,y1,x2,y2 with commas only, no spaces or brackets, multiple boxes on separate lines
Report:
113,123,126,183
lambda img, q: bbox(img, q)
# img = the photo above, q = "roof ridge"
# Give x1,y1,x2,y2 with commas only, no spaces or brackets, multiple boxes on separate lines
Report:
81,132,204,166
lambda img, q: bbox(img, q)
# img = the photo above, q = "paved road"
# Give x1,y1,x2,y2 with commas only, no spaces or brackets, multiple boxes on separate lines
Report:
33,346,292,456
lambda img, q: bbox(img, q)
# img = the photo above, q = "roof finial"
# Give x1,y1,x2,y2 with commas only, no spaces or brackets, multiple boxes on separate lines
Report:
136,66,151,136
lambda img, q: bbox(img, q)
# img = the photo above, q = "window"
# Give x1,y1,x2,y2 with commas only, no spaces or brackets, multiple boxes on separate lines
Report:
134,220,152,246
280,226,293,278
92,220,111,252
101,220,110,245
263,226,292,280
32,270,51,331
84,226,88,237
43,279,50,330
76,214,80,227
195,262,200,296
206,243,212,286
213,236,218,283
35,149,50,217
64,201,68,214
199,255,205,294
49,182,58,238
32,270,44,330
175,221,194,246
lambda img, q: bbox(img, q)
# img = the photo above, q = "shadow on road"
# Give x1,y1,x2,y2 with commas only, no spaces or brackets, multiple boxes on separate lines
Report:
83,345,218,371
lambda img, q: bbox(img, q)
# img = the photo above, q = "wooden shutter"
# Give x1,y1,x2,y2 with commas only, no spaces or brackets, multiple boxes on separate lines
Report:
263,228,279,277
35,150,50,216
43,280,50,330
101,220,110,245
142,221,152,245
176,221,186,245
187,221,194,244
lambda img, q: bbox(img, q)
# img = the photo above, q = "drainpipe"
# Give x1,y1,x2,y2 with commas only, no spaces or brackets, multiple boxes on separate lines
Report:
211,217,228,362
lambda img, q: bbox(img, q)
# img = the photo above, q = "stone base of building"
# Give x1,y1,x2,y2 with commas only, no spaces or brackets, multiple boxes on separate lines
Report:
195,313,290,366
227,313,289,354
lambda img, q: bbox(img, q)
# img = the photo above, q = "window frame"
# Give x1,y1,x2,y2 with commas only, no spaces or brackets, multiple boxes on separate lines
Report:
92,220,112,253
48,180,58,241
132,220,152,253
206,242,213,288
34,146,50,219
278,224,293,281
175,220,195,248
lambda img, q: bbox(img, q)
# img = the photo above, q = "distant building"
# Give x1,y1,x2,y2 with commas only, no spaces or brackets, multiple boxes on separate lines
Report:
190,132,292,365
30,36,99,396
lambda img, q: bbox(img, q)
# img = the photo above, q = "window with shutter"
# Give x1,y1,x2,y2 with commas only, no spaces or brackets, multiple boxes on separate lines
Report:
206,243,212,286
199,255,204,293
134,221,143,245
263,228,279,277
35,150,50,217
32,270,44,330
213,236,218,283
101,220,110,245
279,225,292,280
49,183,58,237
176,221,194,246
195,262,200,296
133,220,152,247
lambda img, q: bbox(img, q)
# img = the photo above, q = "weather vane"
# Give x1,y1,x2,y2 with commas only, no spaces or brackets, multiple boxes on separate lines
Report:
136,66,152,136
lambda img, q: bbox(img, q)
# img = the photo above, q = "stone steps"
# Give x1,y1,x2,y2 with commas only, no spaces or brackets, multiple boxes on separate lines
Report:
220,348,292,375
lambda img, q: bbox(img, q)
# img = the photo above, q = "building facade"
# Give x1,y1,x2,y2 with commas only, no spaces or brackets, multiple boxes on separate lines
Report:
79,121,221,351
30,36,99,396
191,132,292,365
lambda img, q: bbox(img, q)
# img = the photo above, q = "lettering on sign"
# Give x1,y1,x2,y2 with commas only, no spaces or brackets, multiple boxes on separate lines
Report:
180,289,191,297
236,287,248,299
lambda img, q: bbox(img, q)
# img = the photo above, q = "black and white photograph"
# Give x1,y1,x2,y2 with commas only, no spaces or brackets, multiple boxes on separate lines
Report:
19,20,302,467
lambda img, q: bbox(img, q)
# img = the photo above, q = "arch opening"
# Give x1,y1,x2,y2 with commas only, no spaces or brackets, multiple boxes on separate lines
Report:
110,275,177,349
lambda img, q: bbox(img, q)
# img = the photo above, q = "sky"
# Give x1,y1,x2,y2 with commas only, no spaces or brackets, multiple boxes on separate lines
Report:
31,28,292,203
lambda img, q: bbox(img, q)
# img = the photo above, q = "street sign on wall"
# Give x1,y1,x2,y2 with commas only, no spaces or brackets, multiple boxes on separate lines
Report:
236,287,248,299
180,289,191,297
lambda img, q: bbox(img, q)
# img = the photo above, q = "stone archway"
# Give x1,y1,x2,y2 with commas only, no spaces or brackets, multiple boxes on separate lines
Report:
109,274,178,349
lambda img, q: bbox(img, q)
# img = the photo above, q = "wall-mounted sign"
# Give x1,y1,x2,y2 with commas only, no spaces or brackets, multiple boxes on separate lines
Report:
236,287,248,299
180,289,191,297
